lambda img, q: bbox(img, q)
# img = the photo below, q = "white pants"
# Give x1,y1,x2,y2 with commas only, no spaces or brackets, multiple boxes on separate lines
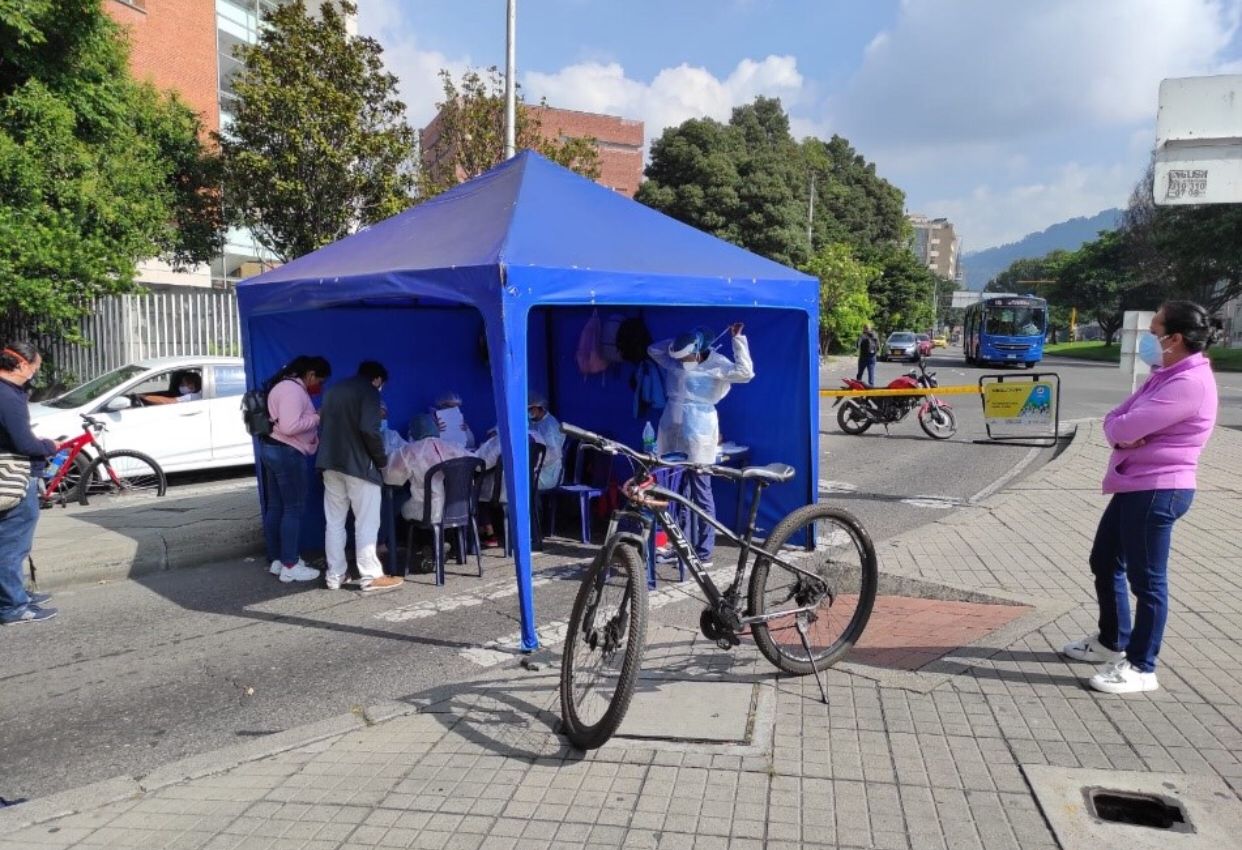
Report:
323,470,383,584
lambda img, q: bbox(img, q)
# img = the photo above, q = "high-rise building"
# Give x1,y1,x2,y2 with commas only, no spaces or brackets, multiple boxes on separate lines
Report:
421,105,644,197
907,214,961,282
104,0,357,288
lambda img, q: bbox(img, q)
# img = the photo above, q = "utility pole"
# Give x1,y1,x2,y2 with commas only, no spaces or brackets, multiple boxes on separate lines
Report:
504,0,516,159
806,173,815,251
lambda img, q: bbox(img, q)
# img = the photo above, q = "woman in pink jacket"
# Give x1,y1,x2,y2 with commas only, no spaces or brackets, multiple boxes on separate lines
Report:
1062,301,1219,694
262,356,332,583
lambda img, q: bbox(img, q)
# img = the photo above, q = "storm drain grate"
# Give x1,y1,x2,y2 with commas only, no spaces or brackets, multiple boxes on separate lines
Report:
1085,788,1192,834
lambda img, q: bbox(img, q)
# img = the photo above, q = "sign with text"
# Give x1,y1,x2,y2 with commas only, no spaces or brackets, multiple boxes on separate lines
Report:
979,373,1061,444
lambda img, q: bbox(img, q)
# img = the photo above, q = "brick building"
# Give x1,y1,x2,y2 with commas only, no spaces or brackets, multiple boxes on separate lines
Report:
421,105,644,198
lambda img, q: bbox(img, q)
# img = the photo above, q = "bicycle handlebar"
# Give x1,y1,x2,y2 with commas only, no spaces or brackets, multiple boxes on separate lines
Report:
560,422,750,482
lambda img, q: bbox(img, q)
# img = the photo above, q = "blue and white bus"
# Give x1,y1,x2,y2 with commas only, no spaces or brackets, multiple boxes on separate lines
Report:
963,295,1046,368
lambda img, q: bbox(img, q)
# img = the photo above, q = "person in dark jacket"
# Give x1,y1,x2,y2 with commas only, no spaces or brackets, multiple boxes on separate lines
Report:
316,360,402,594
0,342,58,624
855,325,879,386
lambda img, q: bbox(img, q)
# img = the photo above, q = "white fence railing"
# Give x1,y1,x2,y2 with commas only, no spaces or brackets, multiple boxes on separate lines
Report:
3,290,242,387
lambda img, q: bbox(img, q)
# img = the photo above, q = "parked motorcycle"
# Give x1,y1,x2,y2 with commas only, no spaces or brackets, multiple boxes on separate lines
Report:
834,359,956,439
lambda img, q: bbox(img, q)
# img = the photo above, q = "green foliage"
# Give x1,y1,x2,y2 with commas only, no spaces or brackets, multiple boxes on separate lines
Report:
858,244,937,336
218,0,417,262
419,67,601,199
639,98,906,270
1051,231,1130,344
802,243,877,353
0,0,221,339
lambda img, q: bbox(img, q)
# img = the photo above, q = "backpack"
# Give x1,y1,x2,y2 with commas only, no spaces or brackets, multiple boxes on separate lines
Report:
576,309,608,375
600,314,626,364
860,333,877,357
616,317,653,364
241,386,275,438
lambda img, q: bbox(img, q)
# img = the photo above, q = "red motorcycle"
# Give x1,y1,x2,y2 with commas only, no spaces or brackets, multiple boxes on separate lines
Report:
834,360,956,439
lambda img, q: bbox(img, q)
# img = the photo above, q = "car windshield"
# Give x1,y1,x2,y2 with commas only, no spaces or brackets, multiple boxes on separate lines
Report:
986,306,1046,337
43,364,147,409
888,333,916,344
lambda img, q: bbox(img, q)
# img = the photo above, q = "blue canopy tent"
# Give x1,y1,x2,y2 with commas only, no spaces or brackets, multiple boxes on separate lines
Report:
236,151,819,652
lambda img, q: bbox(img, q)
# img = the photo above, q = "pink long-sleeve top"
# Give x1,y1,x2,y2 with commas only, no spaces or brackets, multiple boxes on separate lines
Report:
267,378,320,456
1101,352,1218,494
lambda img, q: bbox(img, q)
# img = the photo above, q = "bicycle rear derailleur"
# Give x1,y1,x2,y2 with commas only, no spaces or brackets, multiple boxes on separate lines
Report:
700,604,742,650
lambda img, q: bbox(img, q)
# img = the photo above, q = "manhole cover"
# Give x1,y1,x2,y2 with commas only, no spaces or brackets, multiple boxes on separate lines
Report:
1024,766,1242,849
615,680,753,743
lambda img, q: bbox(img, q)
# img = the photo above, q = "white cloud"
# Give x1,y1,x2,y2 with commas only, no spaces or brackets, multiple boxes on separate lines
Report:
928,162,1135,251
524,55,804,137
835,0,1241,147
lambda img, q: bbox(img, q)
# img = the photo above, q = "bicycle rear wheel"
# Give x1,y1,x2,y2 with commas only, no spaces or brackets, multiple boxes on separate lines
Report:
50,453,91,506
81,450,167,502
560,542,647,750
747,503,877,675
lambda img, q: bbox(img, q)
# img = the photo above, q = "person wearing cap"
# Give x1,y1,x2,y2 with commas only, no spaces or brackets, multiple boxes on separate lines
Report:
431,391,475,449
527,393,564,491
648,323,754,567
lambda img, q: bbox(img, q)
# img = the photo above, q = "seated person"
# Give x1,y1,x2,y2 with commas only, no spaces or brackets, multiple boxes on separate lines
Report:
527,393,564,491
141,371,202,405
397,414,475,525
431,391,476,449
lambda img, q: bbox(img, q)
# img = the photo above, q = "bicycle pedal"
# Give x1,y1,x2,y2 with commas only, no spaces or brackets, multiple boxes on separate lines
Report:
715,637,736,650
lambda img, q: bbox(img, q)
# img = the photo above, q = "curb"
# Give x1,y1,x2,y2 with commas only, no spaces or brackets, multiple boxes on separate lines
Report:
0,703,421,832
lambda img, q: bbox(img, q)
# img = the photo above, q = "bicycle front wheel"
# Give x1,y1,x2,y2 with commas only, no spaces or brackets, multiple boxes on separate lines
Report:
747,503,877,675
560,542,648,750
82,450,167,501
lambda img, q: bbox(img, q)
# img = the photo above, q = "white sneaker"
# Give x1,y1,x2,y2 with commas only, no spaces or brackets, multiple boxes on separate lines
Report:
269,560,283,576
279,561,321,583
1061,634,1125,665
324,576,343,590
1089,659,1158,695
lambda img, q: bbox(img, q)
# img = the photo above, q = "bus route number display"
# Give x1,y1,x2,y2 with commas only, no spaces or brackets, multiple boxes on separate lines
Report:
983,381,1055,426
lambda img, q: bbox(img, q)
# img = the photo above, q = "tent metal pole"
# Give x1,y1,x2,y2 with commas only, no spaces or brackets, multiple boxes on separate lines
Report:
504,0,517,159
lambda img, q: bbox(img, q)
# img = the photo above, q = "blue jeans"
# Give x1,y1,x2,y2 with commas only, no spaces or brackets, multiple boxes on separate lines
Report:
684,471,716,561
261,441,309,567
1090,489,1194,673
856,357,876,386
0,479,39,618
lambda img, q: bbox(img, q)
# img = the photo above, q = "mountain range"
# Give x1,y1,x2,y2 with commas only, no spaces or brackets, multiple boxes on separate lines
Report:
960,208,1123,290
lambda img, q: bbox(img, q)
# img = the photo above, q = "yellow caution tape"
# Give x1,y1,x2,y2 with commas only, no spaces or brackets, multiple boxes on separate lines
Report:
819,385,983,398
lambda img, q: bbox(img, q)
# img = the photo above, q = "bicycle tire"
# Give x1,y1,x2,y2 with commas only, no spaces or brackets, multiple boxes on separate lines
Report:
80,450,167,501
560,542,648,750
747,503,878,675
836,401,872,435
918,403,956,440
49,453,92,506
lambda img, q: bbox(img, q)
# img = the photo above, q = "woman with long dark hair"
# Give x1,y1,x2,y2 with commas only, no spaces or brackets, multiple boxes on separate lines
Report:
0,341,58,624
261,355,331,583
1061,301,1219,693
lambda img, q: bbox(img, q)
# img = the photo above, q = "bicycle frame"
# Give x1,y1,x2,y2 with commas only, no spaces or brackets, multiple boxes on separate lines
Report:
41,419,108,503
618,474,828,630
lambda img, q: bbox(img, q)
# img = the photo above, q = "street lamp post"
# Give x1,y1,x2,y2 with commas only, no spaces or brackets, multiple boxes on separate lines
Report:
504,0,516,159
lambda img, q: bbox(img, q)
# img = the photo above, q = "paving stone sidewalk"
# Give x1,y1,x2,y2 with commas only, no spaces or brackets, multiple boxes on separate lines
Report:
4,422,1241,850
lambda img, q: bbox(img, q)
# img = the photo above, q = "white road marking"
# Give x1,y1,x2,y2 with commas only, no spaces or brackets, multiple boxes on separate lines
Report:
818,479,857,493
460,566,735,667
899,495,961,510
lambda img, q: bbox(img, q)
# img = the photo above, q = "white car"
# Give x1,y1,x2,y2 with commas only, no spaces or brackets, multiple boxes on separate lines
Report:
28,356,254,474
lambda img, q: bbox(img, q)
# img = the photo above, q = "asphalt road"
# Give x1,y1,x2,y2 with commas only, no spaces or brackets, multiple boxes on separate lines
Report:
4,350,1240,802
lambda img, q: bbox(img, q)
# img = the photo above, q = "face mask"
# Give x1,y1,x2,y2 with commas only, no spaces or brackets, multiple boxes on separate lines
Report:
179,384,194,395
1138,332,1167,367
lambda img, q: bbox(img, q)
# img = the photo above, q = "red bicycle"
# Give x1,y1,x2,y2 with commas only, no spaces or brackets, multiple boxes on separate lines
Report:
40,414,167,507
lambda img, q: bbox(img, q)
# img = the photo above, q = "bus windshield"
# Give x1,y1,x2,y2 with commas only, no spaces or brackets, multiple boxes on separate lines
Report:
985,305,1045,337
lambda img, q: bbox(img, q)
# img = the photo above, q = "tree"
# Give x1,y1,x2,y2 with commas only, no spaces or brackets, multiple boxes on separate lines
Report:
419,67,601,198
218,0,416,263
802,135,906,252
858,244,937,336
1053,231,1130,344
1123,160,1242,313
0,0,221,339
802,243,877,354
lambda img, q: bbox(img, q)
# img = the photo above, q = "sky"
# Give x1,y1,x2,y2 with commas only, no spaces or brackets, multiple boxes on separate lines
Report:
358,0,1242,252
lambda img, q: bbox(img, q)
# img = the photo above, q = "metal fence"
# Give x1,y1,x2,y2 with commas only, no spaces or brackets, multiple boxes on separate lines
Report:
3,290,242,389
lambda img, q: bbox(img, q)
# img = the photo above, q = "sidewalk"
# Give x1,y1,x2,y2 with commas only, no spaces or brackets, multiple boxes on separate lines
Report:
5,422,1242,850
30,480,263,589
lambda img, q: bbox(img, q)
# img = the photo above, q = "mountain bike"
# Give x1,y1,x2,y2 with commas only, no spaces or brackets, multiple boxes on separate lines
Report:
558,423,878,750
40,414,167,507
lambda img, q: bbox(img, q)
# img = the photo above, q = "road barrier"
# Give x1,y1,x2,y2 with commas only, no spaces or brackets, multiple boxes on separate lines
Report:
819,385,982,398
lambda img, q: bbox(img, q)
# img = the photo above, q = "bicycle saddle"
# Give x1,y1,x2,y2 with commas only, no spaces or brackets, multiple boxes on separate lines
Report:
740,463,795,483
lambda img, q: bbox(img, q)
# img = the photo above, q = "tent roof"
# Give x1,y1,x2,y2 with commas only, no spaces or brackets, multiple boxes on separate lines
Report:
237,151,815,313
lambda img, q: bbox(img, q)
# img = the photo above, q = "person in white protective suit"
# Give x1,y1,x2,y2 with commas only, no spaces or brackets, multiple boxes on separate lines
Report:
648,322,754,566
396,414,474,525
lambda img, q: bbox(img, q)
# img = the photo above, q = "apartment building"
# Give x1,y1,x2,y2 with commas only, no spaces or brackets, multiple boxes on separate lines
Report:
908,214,961,282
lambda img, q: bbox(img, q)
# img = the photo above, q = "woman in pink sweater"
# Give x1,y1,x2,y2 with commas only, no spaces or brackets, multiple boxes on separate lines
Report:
1062,301,1219,694
262,355,332,583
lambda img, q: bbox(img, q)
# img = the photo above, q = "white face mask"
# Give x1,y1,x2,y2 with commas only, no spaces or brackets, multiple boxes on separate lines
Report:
179,384,194,395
